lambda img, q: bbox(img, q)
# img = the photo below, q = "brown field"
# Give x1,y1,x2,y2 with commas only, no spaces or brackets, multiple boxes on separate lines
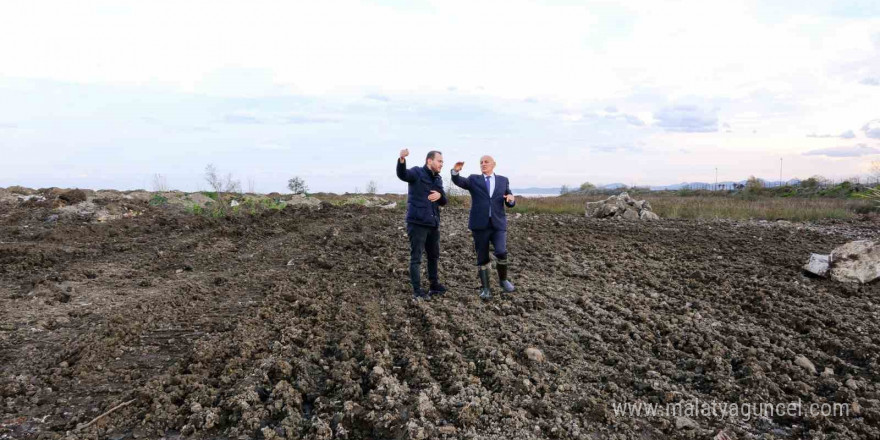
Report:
1,188,879,439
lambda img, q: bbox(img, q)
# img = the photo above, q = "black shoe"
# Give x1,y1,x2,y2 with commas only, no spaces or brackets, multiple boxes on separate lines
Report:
478,268,492,300
412,289,430,300
428,283,447,296
497,260,515,293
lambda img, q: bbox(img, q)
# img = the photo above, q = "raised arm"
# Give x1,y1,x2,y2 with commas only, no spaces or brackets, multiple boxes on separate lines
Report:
450,161,471,190
396,148,417,183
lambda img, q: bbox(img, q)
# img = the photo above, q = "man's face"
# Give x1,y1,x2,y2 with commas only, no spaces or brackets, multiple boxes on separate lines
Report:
480,156,495,175
427,154,444,173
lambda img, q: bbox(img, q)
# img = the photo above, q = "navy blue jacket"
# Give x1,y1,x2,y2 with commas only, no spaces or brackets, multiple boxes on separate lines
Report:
396,160,447,227
451,172,515,231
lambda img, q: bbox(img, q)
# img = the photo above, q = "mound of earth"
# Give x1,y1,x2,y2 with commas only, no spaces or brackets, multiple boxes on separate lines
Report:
585,192,659,221
0,202,878,439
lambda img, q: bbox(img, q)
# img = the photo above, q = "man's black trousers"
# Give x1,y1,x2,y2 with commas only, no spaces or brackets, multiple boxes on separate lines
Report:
472,226,508,267
406,223,440,291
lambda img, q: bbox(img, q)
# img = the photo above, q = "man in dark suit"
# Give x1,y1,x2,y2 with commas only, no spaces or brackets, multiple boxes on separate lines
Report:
396,148,448,299
451,155,516,300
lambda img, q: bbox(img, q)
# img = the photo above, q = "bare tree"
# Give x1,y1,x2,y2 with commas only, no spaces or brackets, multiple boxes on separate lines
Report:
446,181,465,196
560,184,571,195
287,177,308,195
204,164,241,210
366,180,378,194
871,161,880,181
152,173,168,192
247,176,256,194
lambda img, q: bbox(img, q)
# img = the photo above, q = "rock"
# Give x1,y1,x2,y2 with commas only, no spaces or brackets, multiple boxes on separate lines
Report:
285,194,323,210
803,253,831,277
584,200,604,217
45,214,59,223
230,200,240,207
596,202,619,218
846,378,859,390
821,367,834,377
829,240,880,284
639,210,660,221
675,416,699,430
620,208,640,221
524,347,545,363
794,355,817,375
585,193,659,220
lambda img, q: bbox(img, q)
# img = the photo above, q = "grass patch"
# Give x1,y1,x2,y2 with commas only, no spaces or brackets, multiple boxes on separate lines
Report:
149,194,168,206
506,194,875,221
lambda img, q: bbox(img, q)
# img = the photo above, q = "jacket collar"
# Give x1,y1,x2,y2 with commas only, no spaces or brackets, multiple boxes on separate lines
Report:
422,164,439,177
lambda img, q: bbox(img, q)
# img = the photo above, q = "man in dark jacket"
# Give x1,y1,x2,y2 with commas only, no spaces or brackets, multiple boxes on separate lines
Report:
396,149,448,299
451,155,516,300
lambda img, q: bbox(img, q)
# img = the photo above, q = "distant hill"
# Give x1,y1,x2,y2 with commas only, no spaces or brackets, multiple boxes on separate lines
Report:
513,178,804,194
513,187,563,194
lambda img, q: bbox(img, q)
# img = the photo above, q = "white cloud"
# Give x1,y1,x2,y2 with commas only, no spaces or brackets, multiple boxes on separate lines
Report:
1,1,878,191
803,143,880,157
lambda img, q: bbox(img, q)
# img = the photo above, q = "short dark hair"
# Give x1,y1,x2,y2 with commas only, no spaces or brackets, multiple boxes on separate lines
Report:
425,150,442,162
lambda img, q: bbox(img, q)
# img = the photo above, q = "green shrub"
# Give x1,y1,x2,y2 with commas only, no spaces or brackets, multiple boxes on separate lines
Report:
149,194,168,206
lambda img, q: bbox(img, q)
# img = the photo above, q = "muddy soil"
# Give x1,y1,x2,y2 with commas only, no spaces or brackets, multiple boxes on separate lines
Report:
1,200,878,440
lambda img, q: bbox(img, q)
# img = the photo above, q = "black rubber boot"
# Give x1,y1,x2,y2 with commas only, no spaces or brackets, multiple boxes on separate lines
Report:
479,267,492,300
497,259,515,293
429,282,447,296
410,263,428,299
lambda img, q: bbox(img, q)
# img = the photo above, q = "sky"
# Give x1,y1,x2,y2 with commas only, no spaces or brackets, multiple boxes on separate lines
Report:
1,0,879,193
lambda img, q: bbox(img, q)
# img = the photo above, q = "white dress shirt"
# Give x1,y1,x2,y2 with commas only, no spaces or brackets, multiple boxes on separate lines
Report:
483,173,496,197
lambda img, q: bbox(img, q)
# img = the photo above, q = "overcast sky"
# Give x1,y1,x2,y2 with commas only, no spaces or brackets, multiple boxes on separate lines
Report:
1,0,879,193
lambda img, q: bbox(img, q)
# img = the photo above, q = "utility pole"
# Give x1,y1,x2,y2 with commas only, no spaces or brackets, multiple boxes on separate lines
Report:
779,157,783,187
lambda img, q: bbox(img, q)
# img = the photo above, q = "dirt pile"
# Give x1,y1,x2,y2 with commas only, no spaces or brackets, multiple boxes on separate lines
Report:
0,187,325,223
0,202,878,439
584,192,659,220
344,196,397,209
282,194,323,210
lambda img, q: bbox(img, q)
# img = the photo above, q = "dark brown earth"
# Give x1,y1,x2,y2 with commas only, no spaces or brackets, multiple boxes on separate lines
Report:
1,196,879,440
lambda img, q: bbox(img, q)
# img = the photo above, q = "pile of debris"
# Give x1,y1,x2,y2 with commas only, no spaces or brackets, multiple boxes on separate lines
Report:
344,196,397,209
803,240,880,284
585,192,659,221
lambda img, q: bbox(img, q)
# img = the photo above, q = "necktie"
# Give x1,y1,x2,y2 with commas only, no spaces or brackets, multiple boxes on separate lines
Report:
485,176,492,218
